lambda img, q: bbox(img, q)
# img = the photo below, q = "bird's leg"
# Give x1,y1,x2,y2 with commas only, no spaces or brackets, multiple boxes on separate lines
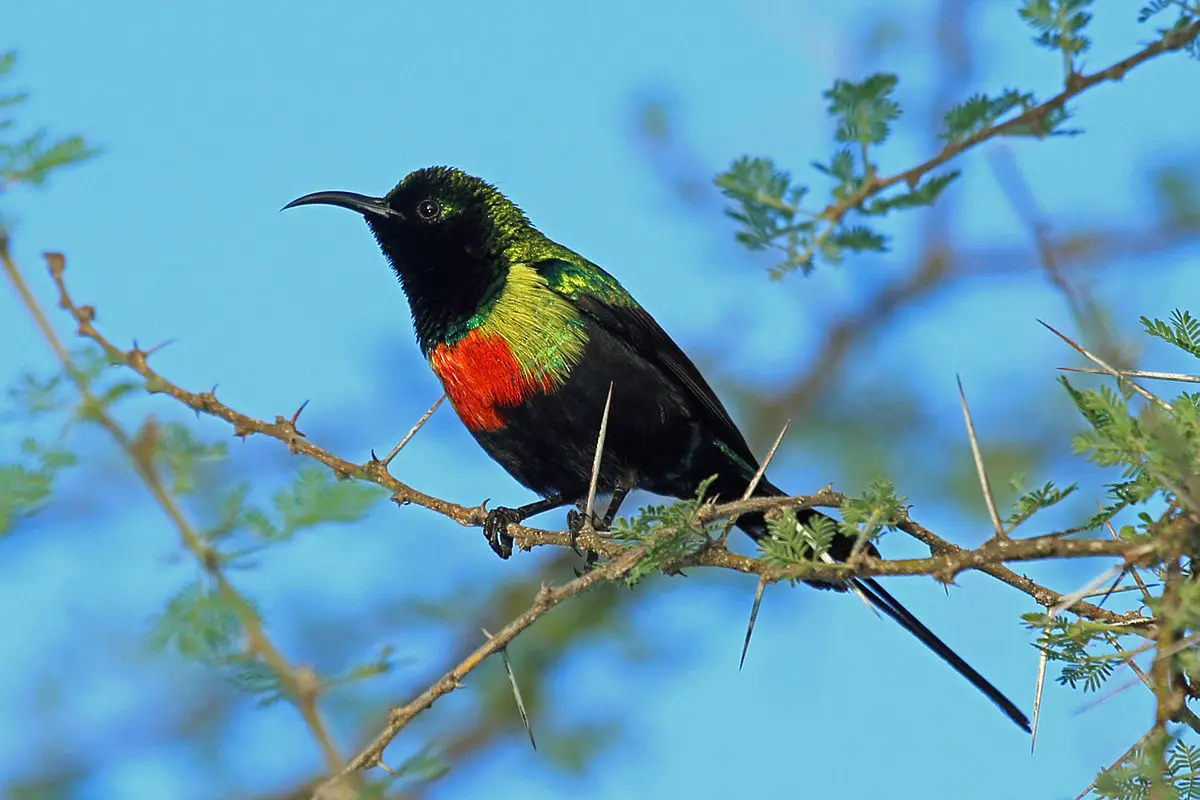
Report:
601,485,631,529
483,495,568,560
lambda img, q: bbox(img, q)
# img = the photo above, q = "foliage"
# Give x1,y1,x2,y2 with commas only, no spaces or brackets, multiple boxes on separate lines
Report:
710,2,1200,278
1004,478,1078,529
610,474,722,584
1095,739,1200,799
0,51,97,195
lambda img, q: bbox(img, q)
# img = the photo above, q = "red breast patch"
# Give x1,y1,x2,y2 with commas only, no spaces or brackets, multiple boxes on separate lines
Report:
429,331,556,432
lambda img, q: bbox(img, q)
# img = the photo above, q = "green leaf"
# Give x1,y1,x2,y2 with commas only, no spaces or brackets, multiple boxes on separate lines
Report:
823,73,901,146
69,346,116,383
1005,480,1079,528
941,90,1035,143
612,474,722,583
100,380,141,406
326,645,398,688
0,463,55,535
1138,0,1175,24
841,479,905,530
270,466,387,538
148,580,247,663
5,373,66,417
812,149,857,186
1141,309,1200,359
0,50,99,190
395,746,450,783
1018,0,1093,60
227,659,287,706
760,509,841,569
1170,742,1200,799
1034,616,1122,693
863,171,960,214
715,156,810,253
825,225,889,257
0,438,78,537
157,423,227,495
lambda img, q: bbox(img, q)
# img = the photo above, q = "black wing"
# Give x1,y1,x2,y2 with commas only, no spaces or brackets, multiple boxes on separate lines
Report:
536,257,760,472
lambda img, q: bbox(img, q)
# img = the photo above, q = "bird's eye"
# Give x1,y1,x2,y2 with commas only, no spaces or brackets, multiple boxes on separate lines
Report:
416,198,442,220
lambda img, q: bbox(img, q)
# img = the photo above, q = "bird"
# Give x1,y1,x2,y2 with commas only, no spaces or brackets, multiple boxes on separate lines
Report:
283,165,1030,732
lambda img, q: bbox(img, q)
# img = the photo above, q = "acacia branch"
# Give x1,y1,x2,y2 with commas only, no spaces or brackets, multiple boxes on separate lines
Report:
36,251,1158,631
1,241,344,776
800,19,1200,262
312,522,679,799
16,246,1166,792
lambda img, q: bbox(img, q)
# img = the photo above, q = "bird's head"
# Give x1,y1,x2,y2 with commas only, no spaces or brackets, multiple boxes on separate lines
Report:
284,166,535,350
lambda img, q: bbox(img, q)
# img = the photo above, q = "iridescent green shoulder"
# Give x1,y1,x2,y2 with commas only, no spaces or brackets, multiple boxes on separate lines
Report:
531,250,637,307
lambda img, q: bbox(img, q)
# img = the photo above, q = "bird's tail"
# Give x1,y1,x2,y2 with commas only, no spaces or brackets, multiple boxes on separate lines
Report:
733,479,1031,732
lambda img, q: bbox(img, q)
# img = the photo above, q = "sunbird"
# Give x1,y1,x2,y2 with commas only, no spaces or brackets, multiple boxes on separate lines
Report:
285,166,1030,731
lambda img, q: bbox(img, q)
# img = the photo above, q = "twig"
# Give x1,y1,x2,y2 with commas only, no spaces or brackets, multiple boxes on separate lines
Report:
1070,676,1147,719
1031,629,1048,753
376,395,445,467
481,628,535,751
1039,320,1171,412
1034,564,1144,750
313,523,681,797
1073,728,1156,800
1049,565,1127,619
755,217,1200,432
739,576,767,671
1,245,345,776
989,148,1110,345
786,20,1200,273
1059,366,1200,384
1149,559,1185,797
584,382,614,525
719,419,790,547
1104,515,1155,608
956,376,1005,540
895,515,1145,627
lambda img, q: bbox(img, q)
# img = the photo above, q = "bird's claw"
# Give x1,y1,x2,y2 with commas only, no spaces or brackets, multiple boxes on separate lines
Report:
566,509,586,556
566,508,602,571
483,506,521,559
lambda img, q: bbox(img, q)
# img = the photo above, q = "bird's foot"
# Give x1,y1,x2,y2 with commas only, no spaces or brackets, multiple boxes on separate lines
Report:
483,507,522,560
567,509,602,575
566,508,593,555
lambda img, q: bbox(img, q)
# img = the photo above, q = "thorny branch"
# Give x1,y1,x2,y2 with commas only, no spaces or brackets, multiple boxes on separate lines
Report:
745,215,1200,437
36,249,1157,592
312,522,682,799
0,238,345,776
790,19,1200,272
16,247,1164,787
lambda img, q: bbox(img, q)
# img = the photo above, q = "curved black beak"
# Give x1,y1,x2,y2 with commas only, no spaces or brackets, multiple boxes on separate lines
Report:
282,190,403,220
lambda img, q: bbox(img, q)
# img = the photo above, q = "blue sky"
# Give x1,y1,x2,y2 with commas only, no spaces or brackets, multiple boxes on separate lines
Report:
3,2,1198,798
